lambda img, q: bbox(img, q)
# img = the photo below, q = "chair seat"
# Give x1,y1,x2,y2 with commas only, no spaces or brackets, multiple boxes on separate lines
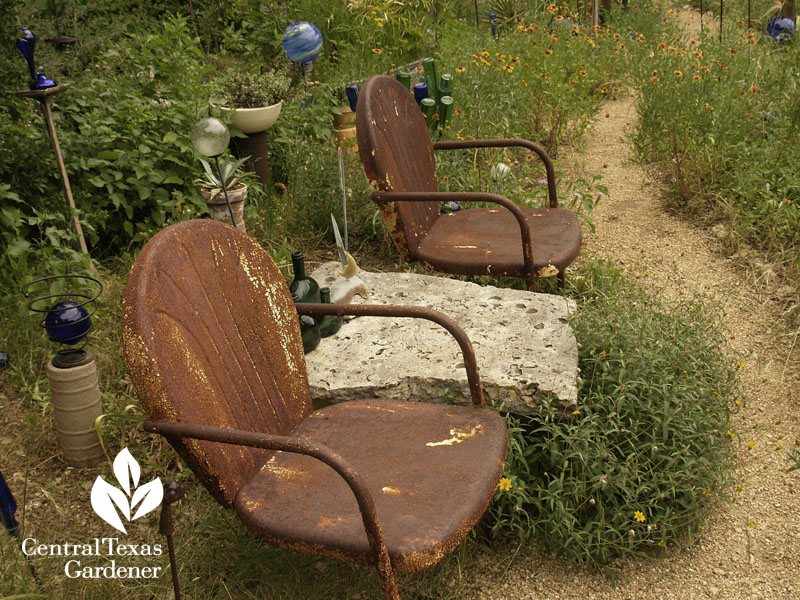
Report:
234,398,507,572
414,207,582,277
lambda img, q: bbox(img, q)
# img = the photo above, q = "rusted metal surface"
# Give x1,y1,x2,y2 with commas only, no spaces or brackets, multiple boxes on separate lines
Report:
433,138,559,208
124,220,508,599
145,417,401,599
122,220,311,507
356,74,582,290
356,75,440,257
235,399,506,574
296,302,484,407
373,192,580,285
159,480,186,600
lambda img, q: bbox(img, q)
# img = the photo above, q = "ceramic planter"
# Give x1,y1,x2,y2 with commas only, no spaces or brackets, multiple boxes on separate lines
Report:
220,101,282,134
200,183,247,233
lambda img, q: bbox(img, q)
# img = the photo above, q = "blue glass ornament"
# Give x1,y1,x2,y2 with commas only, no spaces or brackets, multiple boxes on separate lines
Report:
282,22,323,64
16,28,56,90
44,301,91,345
346,85,359,112
413,82,429,105
767,16,795,45
0,470,19,537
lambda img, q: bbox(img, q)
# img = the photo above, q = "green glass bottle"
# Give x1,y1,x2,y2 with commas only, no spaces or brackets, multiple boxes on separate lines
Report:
422,57,438,100
439,96,454,130
317,287,342,338
420,97,437,129
289,250,321,304
293,292,321,353
438,73,453,101
395,71,412,90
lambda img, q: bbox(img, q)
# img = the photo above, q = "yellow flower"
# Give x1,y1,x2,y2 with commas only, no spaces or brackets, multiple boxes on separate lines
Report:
545,49,553,57
372,48,382,54
572,410,580,415
673,70,683,77
747,441,756,449
498,477,512,492
456,66,466,73
634,511,646,522
503,64,514,73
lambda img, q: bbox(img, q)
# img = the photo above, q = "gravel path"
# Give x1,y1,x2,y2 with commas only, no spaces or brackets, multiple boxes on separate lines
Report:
475,8,800,598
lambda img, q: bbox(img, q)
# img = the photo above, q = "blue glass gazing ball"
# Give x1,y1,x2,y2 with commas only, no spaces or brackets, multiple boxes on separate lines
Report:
44,301,91,345
282,22,322,63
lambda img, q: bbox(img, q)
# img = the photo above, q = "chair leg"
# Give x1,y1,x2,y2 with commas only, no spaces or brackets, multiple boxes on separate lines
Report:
526,271,538,292
558,271,566,288
376,557,401,600
159,480,186,600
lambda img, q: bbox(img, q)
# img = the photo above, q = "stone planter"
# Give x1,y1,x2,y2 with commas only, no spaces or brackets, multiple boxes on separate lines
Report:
220,101,282,134
200,183,247,233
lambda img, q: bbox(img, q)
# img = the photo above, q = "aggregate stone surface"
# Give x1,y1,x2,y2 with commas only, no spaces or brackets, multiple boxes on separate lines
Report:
307,262,579,414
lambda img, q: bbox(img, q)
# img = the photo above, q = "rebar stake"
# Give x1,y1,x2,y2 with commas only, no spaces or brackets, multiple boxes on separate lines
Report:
159,480,186,600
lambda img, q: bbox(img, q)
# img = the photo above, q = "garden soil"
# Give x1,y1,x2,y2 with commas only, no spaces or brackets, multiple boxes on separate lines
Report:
476,7,800,600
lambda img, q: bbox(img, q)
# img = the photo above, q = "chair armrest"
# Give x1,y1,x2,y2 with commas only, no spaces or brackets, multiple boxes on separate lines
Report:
142,417,395,593
433,138,558,208
296,302,485,407
371,190,536,290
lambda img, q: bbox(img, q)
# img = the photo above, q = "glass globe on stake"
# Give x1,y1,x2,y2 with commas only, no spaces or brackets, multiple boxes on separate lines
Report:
281,21,323,85
191,117,239,229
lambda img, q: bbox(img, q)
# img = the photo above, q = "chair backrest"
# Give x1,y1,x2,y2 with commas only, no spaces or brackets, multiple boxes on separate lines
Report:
122,220,312,507
357,74,440,258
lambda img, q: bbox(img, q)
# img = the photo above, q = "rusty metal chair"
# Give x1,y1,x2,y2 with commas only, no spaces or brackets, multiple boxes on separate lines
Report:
122,220,508,599
356,74,582,290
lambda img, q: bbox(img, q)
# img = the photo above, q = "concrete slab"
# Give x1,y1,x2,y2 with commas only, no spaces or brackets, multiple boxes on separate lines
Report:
306,263,579,414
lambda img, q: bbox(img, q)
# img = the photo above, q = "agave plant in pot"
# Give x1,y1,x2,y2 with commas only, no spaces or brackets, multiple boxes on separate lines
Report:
195,155,255,233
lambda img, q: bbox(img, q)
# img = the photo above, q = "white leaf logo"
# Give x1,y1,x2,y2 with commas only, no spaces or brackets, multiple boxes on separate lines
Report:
91,447,163,534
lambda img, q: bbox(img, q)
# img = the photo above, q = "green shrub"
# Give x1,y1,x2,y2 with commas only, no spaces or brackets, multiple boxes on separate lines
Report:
1,16,214,261
488,260,741,566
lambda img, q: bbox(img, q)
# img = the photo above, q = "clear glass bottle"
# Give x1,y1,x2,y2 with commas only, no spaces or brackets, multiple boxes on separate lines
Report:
317,287,342,338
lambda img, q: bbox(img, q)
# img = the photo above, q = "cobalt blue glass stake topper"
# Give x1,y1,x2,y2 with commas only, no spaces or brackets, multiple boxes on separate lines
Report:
23,274,105,467
0,470,19,537
282,21,323,82
23,274,103,368
16,28,56,90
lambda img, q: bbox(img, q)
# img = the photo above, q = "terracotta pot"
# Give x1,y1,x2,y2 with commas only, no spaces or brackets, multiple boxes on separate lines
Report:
332,105,356,128
334,125,358,152
201,184,247,232
220,101,282,134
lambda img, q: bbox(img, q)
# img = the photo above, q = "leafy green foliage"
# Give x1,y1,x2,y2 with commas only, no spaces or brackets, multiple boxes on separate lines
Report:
1,16,212,262
217,66,293,108
488,260,741,566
